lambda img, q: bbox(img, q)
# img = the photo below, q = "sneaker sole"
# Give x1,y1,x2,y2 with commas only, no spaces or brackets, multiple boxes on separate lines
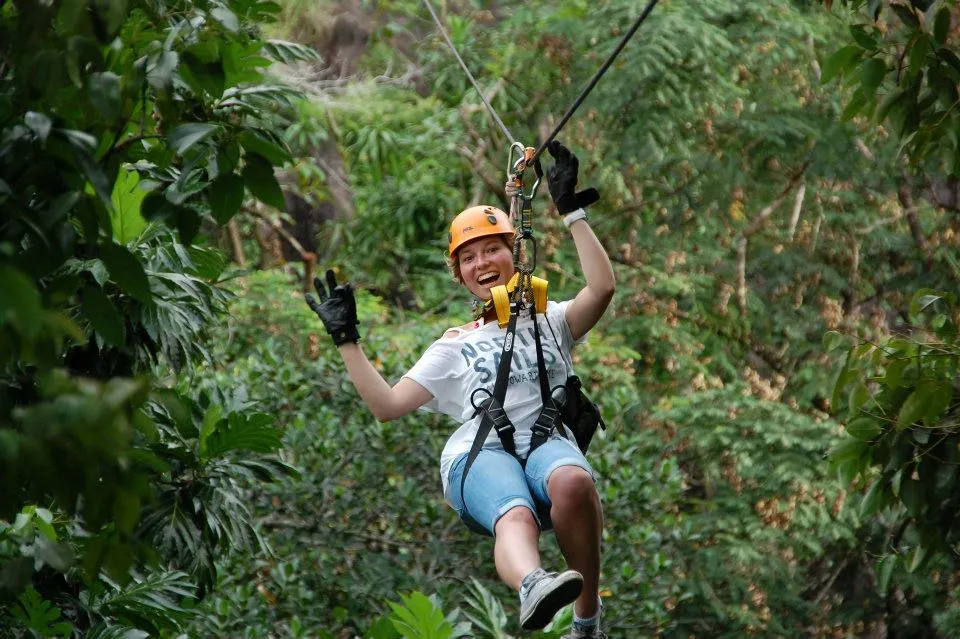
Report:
519,572,584,631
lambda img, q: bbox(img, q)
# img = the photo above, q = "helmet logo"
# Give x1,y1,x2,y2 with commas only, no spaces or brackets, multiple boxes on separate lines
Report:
486,214,498,225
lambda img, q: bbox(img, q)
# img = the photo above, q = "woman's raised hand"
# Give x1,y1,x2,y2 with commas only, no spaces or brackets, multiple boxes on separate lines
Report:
305,269,361,346
546,140,599,215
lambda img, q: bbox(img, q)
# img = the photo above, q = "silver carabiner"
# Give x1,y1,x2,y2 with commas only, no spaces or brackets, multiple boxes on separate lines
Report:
507,143,542,200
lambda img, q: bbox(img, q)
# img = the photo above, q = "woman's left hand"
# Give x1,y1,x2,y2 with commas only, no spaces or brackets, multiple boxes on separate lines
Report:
546,140,599,215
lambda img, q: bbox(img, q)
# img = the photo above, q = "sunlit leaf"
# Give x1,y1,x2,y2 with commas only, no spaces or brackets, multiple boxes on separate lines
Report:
110,168,149,244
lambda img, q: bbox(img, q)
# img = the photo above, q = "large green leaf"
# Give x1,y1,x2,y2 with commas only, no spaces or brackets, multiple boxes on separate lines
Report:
206,173,245,225
202,412,281,459
80,284,125,347
821,45,862,84
146,50,179,89
877,554,897,594
922,382,953,425
388,591,455,639
0,266,43,339
239,129,291,166
86,626,150,639
168,123,220,156
88,72,122,120
262,39,323,64
859,478,884,518
110,168,149,244
241,154,285,209
25,111,52,142
846,416,881,441
860,58,887,95
180,51,226,99
934,7,951,46
210,6,240,32
896,387,927,430
100,242,153,304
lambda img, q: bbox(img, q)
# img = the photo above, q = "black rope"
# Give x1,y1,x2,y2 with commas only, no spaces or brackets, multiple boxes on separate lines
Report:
420,0,518,146
531,0,660,164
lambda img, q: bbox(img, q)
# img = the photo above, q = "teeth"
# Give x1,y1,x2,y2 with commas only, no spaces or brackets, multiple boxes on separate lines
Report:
477,272,498,285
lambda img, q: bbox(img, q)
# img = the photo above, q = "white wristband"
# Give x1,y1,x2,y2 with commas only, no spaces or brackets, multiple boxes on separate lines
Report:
562,208,588,228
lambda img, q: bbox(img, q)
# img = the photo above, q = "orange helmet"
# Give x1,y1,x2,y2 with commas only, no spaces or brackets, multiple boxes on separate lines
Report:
448,205,514,257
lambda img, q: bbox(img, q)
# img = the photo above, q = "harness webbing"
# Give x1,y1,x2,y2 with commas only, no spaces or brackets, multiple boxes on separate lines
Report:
460,305,521,504
459,301,568,508
527,301,561,454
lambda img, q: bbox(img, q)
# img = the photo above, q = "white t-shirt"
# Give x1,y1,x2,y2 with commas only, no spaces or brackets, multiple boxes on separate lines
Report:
403,300,585,497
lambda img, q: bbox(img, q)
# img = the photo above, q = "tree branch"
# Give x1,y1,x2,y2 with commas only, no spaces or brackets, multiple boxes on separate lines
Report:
897,173,933,270
247,204,309,260
787,181,806,242
736,165,809,317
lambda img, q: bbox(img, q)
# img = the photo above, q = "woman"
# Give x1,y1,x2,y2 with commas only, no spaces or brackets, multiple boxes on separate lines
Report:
306,141,615,638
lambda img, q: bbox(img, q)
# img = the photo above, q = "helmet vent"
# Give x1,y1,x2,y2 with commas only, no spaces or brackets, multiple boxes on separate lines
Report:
486,214,497,225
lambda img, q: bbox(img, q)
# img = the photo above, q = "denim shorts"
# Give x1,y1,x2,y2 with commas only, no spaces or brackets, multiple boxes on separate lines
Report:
446,438,595,537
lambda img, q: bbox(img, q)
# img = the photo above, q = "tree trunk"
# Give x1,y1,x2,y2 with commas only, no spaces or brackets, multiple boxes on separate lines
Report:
226,219,246,266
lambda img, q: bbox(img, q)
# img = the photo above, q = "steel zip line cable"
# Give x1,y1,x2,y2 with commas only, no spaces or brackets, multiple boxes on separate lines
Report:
421,0,518,147
531,0,660,164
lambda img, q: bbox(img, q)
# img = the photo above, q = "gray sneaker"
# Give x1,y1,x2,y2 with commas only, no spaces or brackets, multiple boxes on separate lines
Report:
563,600,605,638
519,569,584,631
564,626,607,639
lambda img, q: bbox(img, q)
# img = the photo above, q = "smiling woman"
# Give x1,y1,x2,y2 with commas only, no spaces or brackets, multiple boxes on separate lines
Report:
305,140,615,638
446,206,515,299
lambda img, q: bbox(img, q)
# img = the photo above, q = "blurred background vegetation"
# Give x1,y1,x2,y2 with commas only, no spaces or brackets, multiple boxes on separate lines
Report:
1,0,959,637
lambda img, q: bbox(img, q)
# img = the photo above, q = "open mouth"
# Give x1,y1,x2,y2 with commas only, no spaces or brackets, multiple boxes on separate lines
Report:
477,271,499,286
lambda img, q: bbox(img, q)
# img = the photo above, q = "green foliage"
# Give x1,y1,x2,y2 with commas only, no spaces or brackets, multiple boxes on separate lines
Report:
387,591,470,639
462,579,511,639
1,0,308,633
1,0,957,634
830,289,960,565
328,88,467,296
192,0,958,635
11,586,72,638
81,571,196,633
822,0,960,173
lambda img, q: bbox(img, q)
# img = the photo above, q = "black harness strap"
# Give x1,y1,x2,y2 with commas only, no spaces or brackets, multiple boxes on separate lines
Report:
460,304,521,504
459,302,568,507
527,303,564,454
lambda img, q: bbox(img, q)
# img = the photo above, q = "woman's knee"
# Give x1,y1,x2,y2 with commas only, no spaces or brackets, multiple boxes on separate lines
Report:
547,467,597,509
494,504,538,535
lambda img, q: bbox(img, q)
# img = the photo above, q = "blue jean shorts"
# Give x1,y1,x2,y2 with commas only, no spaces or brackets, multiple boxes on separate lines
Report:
446,438,595,537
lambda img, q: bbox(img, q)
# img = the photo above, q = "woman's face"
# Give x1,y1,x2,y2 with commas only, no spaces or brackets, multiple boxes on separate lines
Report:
457,235,514,300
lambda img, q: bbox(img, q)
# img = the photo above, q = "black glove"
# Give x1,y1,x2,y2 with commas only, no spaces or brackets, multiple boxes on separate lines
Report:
305,269,360,346
546,140,600,215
